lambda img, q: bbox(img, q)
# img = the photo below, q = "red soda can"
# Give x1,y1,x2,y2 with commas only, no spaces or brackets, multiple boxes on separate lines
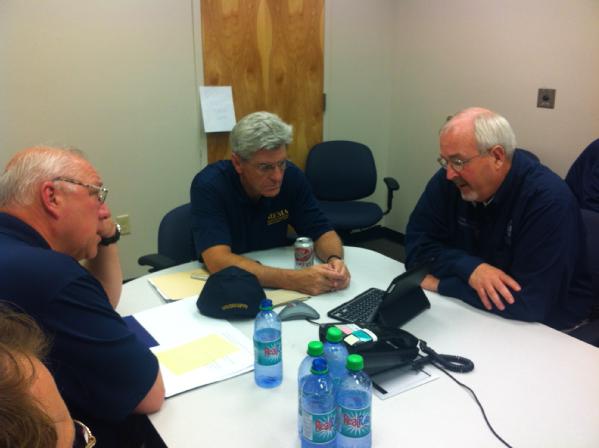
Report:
294,237,314,269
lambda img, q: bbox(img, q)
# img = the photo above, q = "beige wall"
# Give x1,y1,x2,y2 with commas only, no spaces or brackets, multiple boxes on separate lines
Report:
0,0,205,279
1,0,598,278
387,0,599,233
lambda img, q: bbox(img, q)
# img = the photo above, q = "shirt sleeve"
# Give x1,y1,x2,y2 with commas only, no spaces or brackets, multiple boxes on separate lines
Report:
190,172,232,257
405,170,484,281
46,276,159,422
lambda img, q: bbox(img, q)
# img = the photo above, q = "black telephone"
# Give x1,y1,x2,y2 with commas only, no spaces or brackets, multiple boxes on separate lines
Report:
318,322,420,376
318,322,474,376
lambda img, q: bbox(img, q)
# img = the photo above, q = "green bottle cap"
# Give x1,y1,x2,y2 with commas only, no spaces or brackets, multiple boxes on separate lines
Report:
326,326,343,343
307,340,324,357
346,354,364,372
259,299,273,310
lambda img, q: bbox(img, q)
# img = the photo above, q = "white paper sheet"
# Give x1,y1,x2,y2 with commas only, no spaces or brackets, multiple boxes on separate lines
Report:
199,86,236,132
132,297,253,397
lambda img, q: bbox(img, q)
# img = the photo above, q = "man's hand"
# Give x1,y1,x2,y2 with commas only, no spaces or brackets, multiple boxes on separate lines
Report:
468,263,521,311
420,274,439,292
98,216,117,241
292,264,349,296
327,258,351,290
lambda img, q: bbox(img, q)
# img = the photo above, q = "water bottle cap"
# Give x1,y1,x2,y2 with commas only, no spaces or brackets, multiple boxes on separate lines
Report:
310,357,328,374
259,298,273,310
346,354,364,371
325,326,343,343
307,340,324,356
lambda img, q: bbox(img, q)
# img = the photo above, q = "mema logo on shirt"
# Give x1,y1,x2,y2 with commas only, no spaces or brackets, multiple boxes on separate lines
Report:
267,209,289,225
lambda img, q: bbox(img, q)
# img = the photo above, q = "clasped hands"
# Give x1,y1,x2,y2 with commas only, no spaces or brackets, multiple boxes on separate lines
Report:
294,258,351,296
420,263,521,311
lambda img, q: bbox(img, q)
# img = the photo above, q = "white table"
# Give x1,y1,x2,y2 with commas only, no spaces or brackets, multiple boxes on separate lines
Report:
118,246,599,448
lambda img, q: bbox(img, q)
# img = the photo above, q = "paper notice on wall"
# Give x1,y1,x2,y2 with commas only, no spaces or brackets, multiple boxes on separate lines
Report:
199,86,236,132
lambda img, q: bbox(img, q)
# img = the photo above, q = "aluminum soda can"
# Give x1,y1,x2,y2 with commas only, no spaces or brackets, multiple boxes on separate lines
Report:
294,237,314,269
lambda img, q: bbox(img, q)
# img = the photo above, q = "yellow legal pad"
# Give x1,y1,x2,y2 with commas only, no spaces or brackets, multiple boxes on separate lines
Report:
156,334,239,375
149,268,209,300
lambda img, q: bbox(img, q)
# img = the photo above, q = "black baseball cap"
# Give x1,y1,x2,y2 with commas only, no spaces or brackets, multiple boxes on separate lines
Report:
196,266,265,319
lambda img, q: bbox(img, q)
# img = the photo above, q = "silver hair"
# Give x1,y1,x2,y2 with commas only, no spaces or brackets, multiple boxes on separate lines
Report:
230,111,293,160
441,108,517,159
0,146,87,207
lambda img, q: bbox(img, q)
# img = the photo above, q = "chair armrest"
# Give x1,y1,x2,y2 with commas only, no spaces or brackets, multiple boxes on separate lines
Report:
137,253,178,273
383,177,400,215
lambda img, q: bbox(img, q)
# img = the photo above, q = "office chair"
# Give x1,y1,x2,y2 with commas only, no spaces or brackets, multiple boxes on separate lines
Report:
304,140,399,233
568,208,599,347
565,138,599,213
138,203,196,272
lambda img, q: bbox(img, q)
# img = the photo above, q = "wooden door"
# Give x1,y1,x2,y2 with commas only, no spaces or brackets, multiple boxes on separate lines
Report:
201,0,324,169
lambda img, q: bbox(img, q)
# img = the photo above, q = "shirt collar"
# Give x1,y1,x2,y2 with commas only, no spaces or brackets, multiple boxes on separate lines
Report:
0,212,51,249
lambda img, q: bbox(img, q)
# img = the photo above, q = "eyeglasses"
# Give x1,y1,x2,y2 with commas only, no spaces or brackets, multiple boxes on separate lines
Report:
73,419,96,448
437,150,489,172
53,177,108,203
251,159,287,174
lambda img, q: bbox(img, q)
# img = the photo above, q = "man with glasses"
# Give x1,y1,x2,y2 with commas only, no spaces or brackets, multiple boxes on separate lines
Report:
191,111,351,295
405,107,593,330
0,146,164,446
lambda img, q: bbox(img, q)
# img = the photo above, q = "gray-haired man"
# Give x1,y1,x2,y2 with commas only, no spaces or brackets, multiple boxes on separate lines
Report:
191,111,351,295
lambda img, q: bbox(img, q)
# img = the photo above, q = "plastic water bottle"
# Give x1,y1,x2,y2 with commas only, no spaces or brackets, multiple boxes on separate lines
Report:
337,354,372,448
298,340,325,435
323,326,349,388
300,358,336,448
253,298,282,388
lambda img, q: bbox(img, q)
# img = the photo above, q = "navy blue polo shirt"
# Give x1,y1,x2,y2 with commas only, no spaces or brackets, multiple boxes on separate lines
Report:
0,213,159,423
406,150,594,329
190,160,332,256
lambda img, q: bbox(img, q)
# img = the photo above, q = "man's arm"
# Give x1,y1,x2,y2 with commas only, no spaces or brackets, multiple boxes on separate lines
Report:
133,369,165,414
82,219,122,309
202,245,347,295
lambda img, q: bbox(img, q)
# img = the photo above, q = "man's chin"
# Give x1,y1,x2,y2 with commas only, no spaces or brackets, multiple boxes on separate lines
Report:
458,187,478,202
262,188,281,197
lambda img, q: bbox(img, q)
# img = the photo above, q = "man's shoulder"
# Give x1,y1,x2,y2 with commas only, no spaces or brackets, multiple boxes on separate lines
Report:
519,159,575,204
192,160,234,187
0,235,94,309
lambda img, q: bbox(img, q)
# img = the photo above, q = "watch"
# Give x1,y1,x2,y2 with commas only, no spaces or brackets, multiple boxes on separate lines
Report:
100,223,121,246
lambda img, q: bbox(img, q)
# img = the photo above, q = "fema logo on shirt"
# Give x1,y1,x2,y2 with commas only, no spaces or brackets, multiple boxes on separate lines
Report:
267,209,289,225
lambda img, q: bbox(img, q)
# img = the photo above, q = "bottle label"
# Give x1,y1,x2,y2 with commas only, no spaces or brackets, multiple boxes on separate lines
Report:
302,409,336,443
339,405,371,438
255,338,282,366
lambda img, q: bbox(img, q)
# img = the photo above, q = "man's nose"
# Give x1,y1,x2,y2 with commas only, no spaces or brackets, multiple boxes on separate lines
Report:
98,202,110,219
445,165,459,181
270,166,285,182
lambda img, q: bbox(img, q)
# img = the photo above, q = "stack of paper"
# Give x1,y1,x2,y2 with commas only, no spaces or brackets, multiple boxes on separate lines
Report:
148,268,310,306
129,297,253,397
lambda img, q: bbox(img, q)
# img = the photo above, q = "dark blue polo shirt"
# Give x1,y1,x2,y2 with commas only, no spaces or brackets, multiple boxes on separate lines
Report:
0,213,159,423
406,150,594,329
565,138,599,212
190,160,332,256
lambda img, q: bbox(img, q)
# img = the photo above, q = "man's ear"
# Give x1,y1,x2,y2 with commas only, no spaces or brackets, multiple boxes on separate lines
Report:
490,145,507,167
231,153,244,175
40,181,62,219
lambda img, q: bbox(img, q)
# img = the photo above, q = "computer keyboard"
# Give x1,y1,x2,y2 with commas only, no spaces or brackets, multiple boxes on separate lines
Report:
327,287,385,323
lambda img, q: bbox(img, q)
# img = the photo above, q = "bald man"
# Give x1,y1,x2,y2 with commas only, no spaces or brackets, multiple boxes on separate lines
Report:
406,108,593,330
0,146,164,446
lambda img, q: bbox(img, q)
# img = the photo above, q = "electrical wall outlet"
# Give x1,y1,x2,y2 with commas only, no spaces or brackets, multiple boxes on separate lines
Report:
116,214,131,235
537,88,556,109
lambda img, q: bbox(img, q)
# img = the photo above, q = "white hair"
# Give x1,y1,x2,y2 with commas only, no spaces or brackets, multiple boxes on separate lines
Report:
230,111,293,160
0,146,87,207
441,108,517,159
